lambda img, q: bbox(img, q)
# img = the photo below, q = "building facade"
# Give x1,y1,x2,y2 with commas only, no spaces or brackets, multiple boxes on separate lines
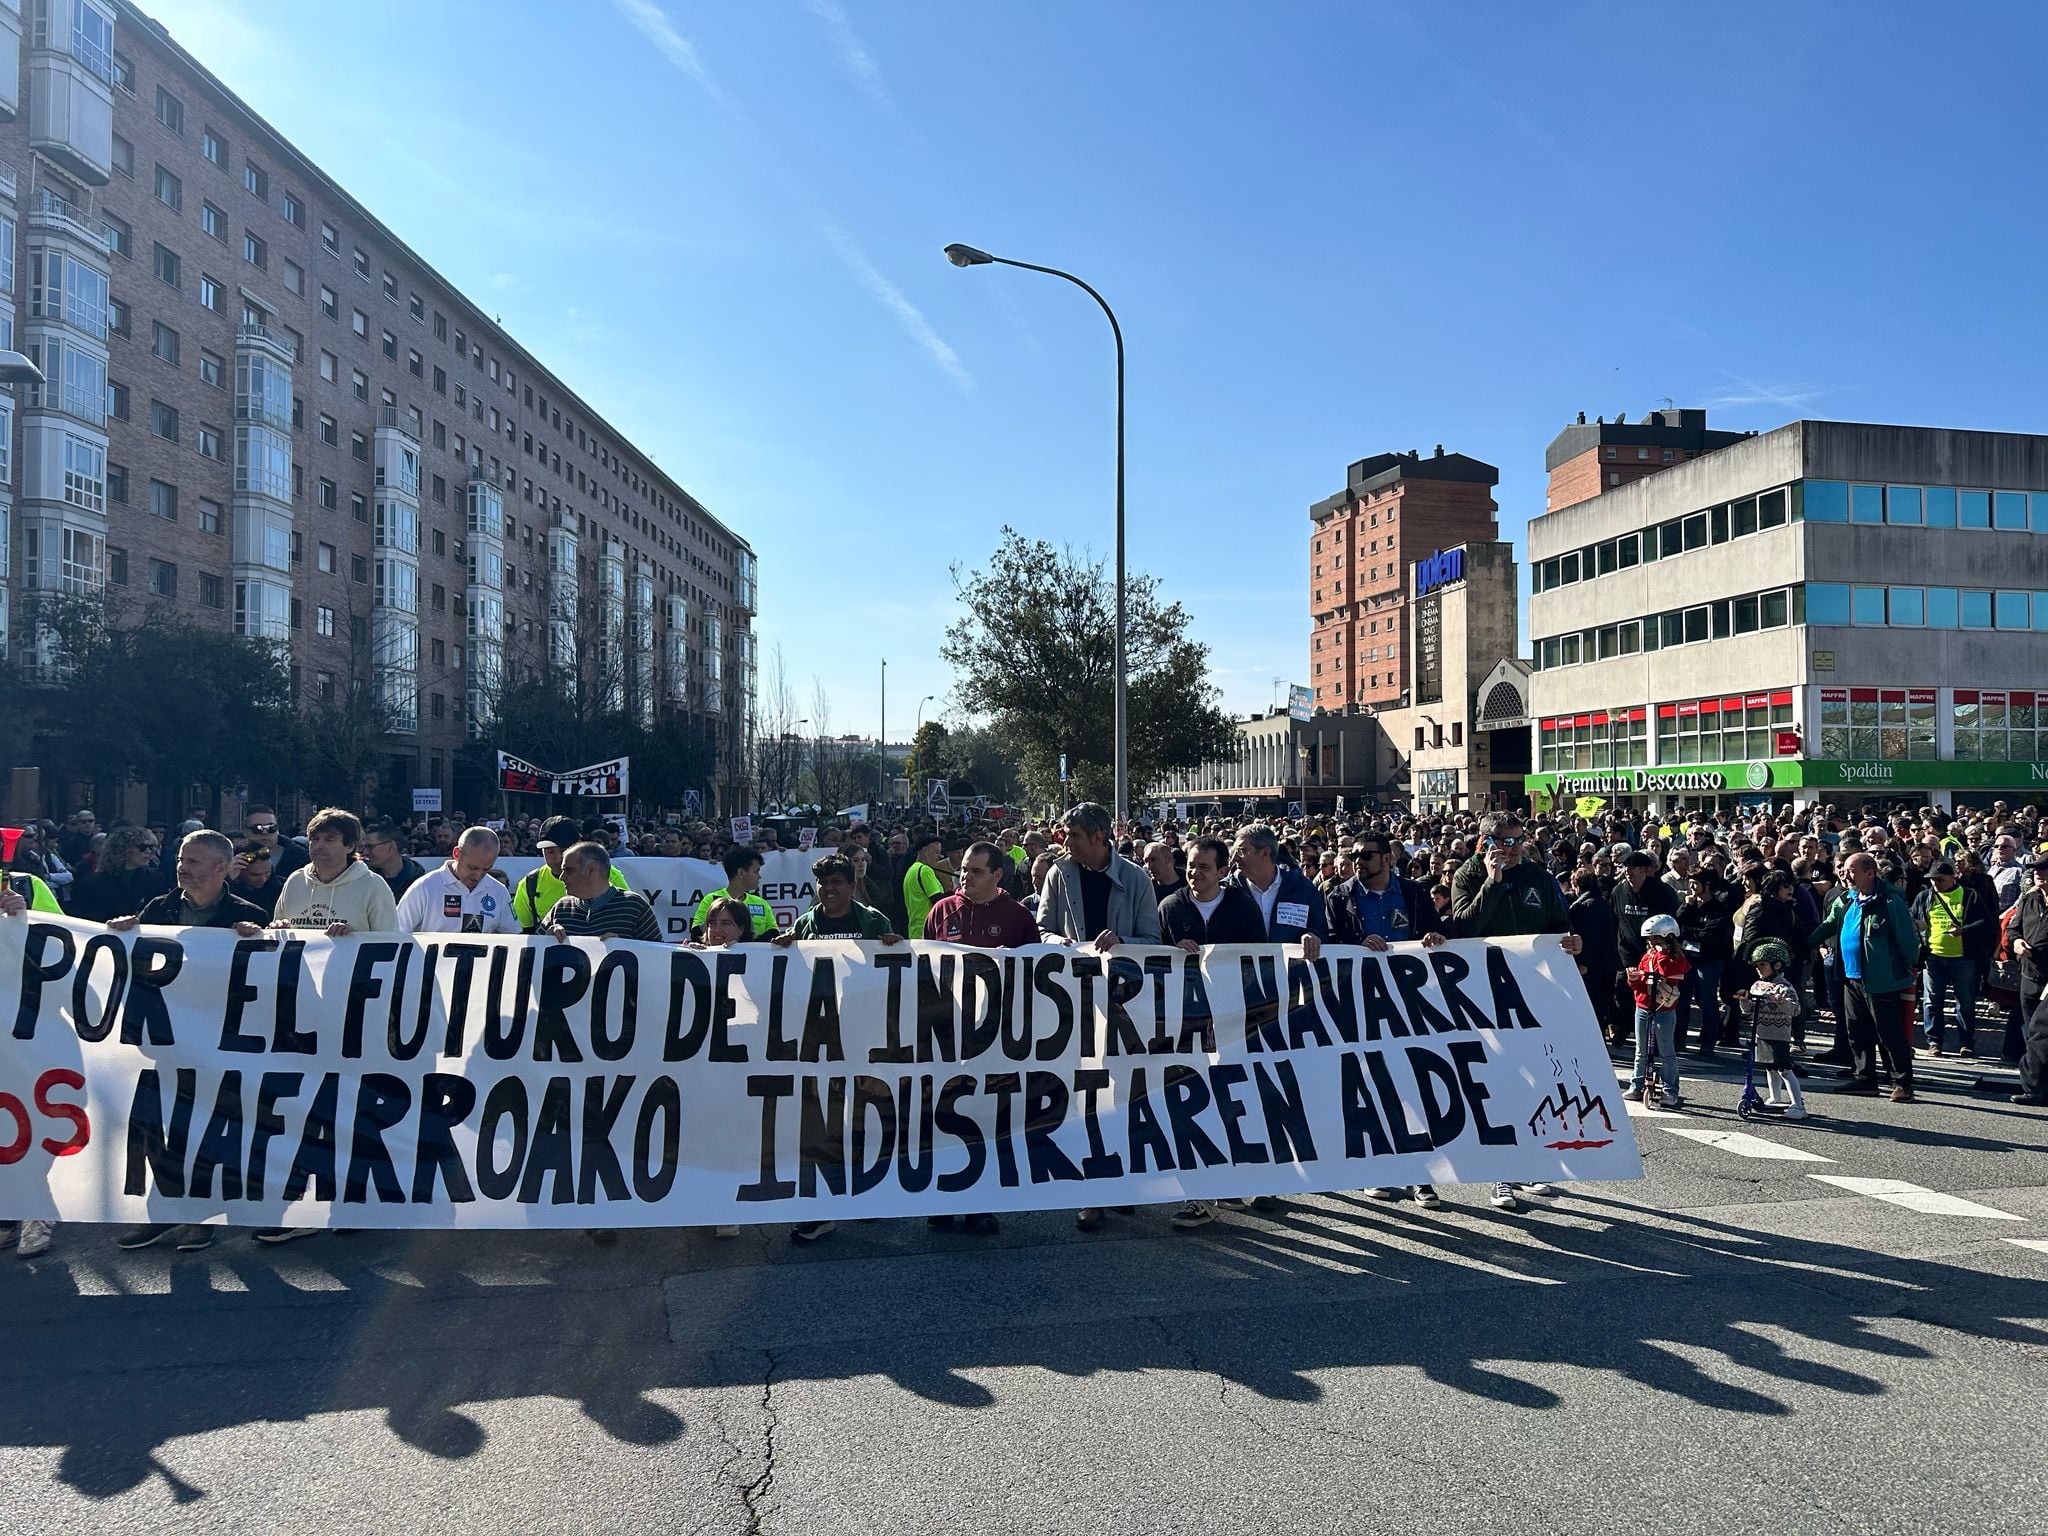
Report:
0,0,757,814
1543,406,1749,514
1309,446,1498,712
1156,707,1386,813
1526,418,2048,812
1375,540,1526,812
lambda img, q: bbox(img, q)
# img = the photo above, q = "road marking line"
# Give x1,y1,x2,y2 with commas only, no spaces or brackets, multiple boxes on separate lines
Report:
1623,1098,1685,1120
1659,1126,1836,1161
2001,1238,2048,1253
1809,1176,2023,1220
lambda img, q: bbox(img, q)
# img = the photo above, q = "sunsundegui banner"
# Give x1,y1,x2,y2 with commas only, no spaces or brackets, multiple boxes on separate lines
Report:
498,855,820,937
0,918,1641,1228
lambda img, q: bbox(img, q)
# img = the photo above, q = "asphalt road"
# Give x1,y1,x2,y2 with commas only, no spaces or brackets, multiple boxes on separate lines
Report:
5,1048,2045,1536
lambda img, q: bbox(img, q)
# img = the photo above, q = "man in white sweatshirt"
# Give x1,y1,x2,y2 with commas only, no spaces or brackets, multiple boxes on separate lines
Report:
270,807,399,936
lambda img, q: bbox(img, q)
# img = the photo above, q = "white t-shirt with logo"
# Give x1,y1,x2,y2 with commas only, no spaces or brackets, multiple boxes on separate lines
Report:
395,864,521,935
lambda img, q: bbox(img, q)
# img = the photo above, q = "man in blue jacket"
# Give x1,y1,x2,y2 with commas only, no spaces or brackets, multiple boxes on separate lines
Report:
1226,825,1327,960
1329,831,1446,951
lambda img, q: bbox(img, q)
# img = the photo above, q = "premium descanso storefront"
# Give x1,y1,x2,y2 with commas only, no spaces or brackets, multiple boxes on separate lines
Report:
1527,755,2048,814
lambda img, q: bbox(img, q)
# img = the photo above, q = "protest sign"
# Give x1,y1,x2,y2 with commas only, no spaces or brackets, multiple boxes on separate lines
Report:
499,853,818,938
497,751,629,799
0,919,1639,1230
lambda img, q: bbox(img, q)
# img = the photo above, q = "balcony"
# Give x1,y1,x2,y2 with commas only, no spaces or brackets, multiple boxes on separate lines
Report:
28,28,113,187
235,322,296,364
27,186,102,249
376,403,417,438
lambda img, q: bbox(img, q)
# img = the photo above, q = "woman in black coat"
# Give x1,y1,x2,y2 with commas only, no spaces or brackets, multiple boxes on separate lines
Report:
67,826,169,921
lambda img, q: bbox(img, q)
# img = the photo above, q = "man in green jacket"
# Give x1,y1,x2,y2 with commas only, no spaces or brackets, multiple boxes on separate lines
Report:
1812,851,1918,1102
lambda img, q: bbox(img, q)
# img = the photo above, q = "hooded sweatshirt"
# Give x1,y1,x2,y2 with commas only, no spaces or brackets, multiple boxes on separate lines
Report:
274,857,401,934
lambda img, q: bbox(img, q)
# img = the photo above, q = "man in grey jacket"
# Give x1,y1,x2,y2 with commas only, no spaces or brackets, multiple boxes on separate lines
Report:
1036,801,1163,950
1035,801,1161,1236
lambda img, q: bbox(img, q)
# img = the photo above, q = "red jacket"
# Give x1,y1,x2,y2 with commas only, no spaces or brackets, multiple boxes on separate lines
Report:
1628,945,1691,1011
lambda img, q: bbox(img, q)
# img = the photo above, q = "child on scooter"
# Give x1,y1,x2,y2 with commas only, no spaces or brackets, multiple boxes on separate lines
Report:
1736,939,1806,1118
1627,914,1690,1107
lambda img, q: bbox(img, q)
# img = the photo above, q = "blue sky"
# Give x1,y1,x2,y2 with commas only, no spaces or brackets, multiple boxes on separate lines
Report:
149,0,2047,734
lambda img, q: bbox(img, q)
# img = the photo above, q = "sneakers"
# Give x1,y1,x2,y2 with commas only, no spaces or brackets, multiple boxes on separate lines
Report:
1782,1106,1809,1119
1489,1183,1521,1212
1075,1207,1105,1232
713,1225,742,1239
790,1221,835,1242
1363,1187,1401,1200
1662,1096,1685,1110
1412,1184,1443,1209
1520,1182,1561,1199
964,1213,1001,1236
1890,1084,1915,1104
1170,1200,1216,1229
16,1219,53,1258
116,1222,184,1251
2010,1094,2047,1107
253,1226,320,1245
175,1226,216,1252
1248,1195,1284,1212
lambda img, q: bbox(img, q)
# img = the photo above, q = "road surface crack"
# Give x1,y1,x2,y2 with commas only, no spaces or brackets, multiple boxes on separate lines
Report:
739,1347,783,1536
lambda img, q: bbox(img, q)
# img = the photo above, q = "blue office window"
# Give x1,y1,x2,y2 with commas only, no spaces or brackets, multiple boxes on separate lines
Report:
1888,587,1924,626
1961,590,1994,628
2034,592,2048,632
1805,583,1850,624
1996,590,2031,628
1995,491,2029,530
1927,587,1959,628
2033,492,2048,533
1851,586,1887,624
1962,490,1992,528
1886,486,1922,525
1926,486,1958,527
1851,485,1884,524
1802,481,1849,523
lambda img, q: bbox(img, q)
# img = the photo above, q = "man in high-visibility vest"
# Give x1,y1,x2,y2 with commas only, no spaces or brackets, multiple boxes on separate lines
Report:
514,816,628,933
690,845,778,938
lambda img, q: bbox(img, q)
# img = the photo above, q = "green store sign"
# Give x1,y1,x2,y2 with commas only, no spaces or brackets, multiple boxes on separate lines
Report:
1525,759,2048,797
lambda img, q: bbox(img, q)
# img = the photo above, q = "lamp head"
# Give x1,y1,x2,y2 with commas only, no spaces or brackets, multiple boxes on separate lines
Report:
943,243,995,268
0,349,44,385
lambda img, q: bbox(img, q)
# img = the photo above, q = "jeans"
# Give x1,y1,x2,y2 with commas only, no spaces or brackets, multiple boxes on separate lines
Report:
1843,980,1913,1088
1920,954,1977,1051
1629,1007,1679,1099
1676,959,1725,1052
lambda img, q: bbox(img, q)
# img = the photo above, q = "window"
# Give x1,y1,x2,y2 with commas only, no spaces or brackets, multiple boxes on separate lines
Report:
1996,590,2031,629
351,493,367,523
106,380,128,420
350,431,368,461
154,165,181,210
156,85,185,134
282,192,304,229
381,270,397,301
198,424,222,461
244,231,265,268
104,546,128,586
408,349,423,378
318,413,337,446
1802,480,1848,523
1961,490,1991,529
351,369,368,401
105,462,127,503
381,329,396,359
1961,590,1993,629
110,134,132,176
432,365,446,395
352,246,369,280
149,479,178,521
1888,586,1924,626
106,296,128,335
200,201,226,241
152,243,181,288
199,274,221,311
203,127,226,166
200,573,225,609
315,349,336,383
151,320,179,365
351,307,367,337
351,554,367,583
149,559,177,599
1995,491,2029,532
150,400,178,441
199,498,222,534
1851,485,1883,524
408,292,424,322
245,160,268,199
1886,485,1922,525
1926,486,1957,527
283,258,303,295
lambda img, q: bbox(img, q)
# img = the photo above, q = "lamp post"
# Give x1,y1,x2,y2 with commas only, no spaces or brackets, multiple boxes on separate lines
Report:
879,659,887,809
944,242,1127,826
908,692,936,802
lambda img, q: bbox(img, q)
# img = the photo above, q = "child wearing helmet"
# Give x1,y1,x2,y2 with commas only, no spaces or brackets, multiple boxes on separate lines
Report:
1626,912,1691,1106
1737,939,1806,1118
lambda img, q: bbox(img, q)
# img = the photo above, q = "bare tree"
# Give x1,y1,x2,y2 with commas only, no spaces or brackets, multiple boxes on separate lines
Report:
753,643,805,809
805,680,878,812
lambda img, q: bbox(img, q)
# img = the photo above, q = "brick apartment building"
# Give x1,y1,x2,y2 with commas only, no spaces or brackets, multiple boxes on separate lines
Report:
0,0,757,817
1308,446,1498,711
1543,406,1748,512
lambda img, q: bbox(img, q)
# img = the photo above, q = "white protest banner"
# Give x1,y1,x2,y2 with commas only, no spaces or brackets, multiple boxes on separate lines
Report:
499,853,819,938
497,751,629,799
0,919,1639,1230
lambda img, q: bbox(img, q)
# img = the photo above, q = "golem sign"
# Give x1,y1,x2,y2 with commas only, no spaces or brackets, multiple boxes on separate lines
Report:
1414,548,1465,597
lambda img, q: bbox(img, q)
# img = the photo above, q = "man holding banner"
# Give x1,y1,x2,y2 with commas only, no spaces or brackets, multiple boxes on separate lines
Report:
396,827,521,935
513,817,629,933
690,846,778,939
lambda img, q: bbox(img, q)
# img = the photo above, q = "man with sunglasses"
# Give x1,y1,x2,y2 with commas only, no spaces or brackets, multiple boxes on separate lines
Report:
240,805,307,882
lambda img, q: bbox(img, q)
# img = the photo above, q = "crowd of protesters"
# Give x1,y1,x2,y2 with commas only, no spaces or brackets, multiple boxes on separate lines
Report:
3,789,2043,1262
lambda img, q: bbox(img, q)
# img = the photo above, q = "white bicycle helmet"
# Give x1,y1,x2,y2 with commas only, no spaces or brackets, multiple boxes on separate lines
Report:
1640,913,1682,940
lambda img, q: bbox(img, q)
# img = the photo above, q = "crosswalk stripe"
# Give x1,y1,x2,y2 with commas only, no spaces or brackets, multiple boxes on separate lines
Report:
2005,1238,2048,1254
1659,1126,1835,1162
1623,1098,1685,1120
1808,1176,2023,1220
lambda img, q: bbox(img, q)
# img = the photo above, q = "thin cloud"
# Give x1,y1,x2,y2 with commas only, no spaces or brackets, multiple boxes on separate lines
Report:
1704,374,1832,412
612,0,965,390
817,223,973,392
612,0,730,110
805,0,891,107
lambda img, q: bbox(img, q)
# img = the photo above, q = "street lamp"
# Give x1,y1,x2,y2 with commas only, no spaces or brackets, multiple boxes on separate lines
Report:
944,242,1128,826
0,350,44,386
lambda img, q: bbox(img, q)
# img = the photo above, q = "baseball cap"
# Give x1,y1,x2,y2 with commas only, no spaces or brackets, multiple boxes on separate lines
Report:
535,816,580,849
